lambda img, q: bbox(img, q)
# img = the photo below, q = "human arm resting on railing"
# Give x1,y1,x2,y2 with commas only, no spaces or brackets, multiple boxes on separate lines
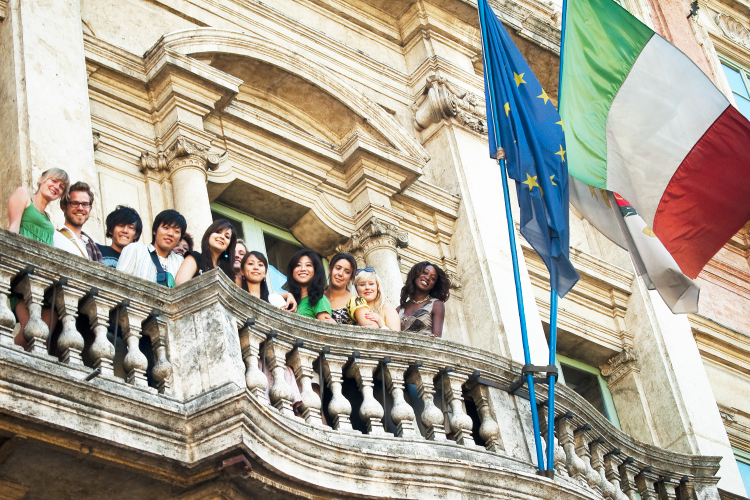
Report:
175,254,198,285
7,187,31,233
431,300,445,338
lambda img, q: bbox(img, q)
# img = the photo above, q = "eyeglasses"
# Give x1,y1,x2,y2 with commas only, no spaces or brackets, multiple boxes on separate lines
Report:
356,267,375,276
66,201,92,209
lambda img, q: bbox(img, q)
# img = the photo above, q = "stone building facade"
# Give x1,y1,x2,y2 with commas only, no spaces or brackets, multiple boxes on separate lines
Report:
0,0,749,498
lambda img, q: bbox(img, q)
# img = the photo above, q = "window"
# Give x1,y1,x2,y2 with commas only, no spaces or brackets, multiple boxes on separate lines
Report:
735,449,750,497
720,60,750,119
211,203,304,293
556,355,621,428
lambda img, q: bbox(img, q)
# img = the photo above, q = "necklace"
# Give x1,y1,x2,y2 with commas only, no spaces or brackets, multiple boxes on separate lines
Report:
411,296,430,305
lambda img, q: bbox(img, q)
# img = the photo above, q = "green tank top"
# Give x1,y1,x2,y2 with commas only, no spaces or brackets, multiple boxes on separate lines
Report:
19,202,54,245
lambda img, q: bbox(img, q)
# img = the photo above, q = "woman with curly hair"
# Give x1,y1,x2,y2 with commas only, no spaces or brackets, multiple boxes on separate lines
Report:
286,249,335,322
397,261,450,337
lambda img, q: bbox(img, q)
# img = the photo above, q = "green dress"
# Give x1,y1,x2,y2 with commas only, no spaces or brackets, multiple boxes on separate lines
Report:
19,202,54,245
9,202,54,312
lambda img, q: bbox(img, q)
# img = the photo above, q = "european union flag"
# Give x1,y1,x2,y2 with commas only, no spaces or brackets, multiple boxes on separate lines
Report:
478,0,579,297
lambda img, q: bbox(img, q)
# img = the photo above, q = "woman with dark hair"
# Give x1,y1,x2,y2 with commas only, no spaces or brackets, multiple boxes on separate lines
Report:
175,220,237,284
397,261,450,337
324,253,377,327
286,249,335,322
240,251,297,311
233,239,248,287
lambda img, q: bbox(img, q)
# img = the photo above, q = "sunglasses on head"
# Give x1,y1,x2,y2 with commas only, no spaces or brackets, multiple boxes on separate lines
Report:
356,267,375,276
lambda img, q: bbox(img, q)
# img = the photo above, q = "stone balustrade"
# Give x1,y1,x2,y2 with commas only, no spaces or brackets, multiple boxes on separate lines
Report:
0,230,723,499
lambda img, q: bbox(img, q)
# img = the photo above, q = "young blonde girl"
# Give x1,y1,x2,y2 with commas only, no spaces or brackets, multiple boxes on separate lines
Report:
353,268,400,330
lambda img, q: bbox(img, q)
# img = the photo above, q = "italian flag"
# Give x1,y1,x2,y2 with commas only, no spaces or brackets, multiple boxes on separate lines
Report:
560,0,750,278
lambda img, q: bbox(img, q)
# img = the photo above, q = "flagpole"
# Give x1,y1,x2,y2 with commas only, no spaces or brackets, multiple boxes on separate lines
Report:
477,0,546,471
546,0,569,474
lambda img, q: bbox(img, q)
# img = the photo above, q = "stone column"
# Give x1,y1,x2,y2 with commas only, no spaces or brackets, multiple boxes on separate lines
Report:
337,218,408,307
141,137,222,240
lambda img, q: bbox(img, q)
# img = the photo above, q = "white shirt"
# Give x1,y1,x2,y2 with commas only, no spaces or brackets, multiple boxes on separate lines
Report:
54,225,88,258
116,243,183,284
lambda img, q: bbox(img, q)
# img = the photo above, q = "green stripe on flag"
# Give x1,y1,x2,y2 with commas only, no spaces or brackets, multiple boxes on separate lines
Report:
560,0,653,188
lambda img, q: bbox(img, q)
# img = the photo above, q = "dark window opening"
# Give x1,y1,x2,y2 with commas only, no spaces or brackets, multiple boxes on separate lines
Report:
560,364,607,417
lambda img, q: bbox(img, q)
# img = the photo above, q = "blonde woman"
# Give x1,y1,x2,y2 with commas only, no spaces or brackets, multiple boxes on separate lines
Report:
354,268,400,330
7,168,70,347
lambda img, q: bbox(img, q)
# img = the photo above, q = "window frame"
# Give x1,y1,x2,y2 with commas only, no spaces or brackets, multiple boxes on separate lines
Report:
556,354,621,429
734,447,750,497
718,55,750,114
210,203,303,256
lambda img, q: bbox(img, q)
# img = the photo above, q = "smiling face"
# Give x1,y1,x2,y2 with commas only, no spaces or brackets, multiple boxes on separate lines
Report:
111,223,138,252
355,277,379,302
39,177,66,202
242,253,267,285
415,265,438,293
208,227,233,254
172,239,189,257
234,244,247,272
329,259,353,290
154,223,182,255
293,255,315,286
61,190,92,229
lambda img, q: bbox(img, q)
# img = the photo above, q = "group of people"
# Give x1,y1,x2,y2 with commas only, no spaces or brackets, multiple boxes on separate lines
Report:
6,168,452,347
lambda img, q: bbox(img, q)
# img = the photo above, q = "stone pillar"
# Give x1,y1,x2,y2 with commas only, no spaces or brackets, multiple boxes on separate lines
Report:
0,0,99,233
336,217,408,306
141,137,221,241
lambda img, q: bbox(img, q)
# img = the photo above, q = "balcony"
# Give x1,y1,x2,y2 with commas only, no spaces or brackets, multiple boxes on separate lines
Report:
0,229,723,499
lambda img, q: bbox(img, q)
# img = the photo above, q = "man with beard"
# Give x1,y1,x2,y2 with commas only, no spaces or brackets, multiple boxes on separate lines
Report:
54,182,103,262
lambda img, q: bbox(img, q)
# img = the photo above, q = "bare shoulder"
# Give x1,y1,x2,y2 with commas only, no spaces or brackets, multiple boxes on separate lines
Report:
9,186,31,205
432,300,446,312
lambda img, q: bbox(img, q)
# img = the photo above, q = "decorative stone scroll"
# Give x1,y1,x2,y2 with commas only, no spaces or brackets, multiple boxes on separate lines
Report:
139,137,224,175
336,218,409,255
414,75,488,134
599,349,638,386
716,12,750,48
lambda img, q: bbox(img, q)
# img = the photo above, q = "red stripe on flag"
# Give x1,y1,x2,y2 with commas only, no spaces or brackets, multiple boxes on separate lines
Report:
654,105,750,278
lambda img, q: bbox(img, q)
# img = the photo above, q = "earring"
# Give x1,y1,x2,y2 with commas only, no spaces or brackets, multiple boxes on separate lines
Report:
224,253,228,258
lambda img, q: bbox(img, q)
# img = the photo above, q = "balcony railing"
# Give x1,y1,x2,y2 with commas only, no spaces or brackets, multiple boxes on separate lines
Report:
0,229,722,499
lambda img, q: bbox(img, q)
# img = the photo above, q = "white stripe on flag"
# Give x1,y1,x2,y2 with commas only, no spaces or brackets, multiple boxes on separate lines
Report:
605,35,728,228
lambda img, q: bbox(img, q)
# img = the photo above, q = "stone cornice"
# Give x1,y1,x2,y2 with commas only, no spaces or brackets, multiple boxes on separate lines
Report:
690,314,750,375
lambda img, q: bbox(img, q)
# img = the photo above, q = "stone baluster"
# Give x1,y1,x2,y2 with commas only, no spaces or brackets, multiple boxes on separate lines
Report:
553,436,569,478
591,439,617,499
346,356,385,435
574,427,603,495
604,451,629,500
467,383,503,452
119,306,149,387
557,414,586,484
54,281,86,365
678,478,697,500
265,334,295,417
406,365,446,441
14,271,53,354
442,369,475,446
81,293,116,378
383,361,420,438
619,458,641,500
322,353,354,431
658,478,678,500
0,260,18,345
288,345,323,426
237,321,268,402
143,315,173,394
635,467,660,500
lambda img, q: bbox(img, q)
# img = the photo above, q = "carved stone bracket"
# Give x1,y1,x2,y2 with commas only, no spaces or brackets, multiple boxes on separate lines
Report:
414,76,488,134
599,349,638,386
716,12,750,48
446,271,462,291
336,218,409,255
140,137,225,175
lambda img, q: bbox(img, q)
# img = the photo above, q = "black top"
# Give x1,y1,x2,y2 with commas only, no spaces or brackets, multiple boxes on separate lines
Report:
186,250,203,278
97,244,121,269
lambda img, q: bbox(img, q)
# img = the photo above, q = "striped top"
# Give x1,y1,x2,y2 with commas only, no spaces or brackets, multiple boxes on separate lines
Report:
116,243,183,284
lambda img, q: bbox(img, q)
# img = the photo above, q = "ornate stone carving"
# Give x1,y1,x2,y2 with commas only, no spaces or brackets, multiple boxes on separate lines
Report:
716,12,750,47
599,349,638,386
92,132,100,151
139,137,224,174
446,271,462,291
414,76,488,134
336,218,409,255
